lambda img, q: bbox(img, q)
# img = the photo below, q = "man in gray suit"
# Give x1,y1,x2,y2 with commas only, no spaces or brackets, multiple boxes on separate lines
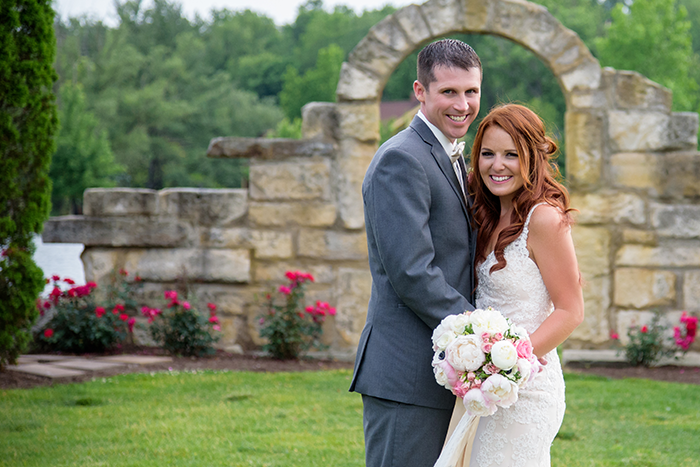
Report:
350,39,482,466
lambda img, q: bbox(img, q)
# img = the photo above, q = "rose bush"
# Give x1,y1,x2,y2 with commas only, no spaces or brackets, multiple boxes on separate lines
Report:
258,270,337,360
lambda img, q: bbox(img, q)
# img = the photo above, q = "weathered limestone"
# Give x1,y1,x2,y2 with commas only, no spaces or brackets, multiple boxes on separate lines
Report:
248,202,337,227
617,245,700,268
84,188,157,217
334,268,373,346
571,192,646,225
159,189,248,226
249,160,331,201
650,203,700,238
298,229,368,260
610,153,660,192
565,111,604,188
614,268,677,309
684,271,700,312
202,228,293,259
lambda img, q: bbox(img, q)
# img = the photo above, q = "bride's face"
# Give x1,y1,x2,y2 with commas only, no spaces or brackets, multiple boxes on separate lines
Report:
478,125,524,201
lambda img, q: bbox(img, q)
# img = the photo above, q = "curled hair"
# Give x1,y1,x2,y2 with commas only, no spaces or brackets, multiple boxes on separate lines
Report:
417,39,482,89
469,104,574,274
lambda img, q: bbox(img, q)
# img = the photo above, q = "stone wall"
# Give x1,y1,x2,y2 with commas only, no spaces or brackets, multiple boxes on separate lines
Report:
43,0,700,353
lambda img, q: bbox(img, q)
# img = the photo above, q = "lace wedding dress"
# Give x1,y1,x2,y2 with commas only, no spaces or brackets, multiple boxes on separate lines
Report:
436,203,566,467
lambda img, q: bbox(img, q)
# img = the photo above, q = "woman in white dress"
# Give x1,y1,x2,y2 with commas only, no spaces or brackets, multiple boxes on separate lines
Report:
461,103,584,466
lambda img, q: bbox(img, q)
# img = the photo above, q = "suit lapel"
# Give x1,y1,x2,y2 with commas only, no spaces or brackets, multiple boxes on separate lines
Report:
410,117,470,219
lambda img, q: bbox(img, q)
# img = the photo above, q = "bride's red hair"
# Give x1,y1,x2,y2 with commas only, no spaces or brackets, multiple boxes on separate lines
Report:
468,104,574,274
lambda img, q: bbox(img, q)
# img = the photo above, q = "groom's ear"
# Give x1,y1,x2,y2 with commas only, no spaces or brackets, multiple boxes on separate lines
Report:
413,80,426,104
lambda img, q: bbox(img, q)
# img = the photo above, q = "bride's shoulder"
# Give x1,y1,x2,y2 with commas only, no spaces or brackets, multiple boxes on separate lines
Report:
527,203,568,236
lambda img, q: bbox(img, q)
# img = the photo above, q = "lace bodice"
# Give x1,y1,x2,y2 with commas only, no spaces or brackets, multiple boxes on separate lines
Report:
476,203,553,335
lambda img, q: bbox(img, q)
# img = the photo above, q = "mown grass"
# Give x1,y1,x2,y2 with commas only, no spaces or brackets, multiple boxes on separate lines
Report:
1,370,699,466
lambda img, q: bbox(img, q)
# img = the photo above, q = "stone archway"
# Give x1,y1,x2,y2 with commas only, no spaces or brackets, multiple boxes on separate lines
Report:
328,0,699,348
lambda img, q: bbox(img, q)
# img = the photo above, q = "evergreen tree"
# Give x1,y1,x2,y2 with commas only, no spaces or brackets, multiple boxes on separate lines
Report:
0,0,58,369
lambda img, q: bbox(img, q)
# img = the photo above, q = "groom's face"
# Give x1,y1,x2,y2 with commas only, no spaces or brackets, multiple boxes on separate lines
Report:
413,65,481,142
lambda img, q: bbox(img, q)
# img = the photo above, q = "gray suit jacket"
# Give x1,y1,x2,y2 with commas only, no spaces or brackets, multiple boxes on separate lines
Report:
350,116,477,410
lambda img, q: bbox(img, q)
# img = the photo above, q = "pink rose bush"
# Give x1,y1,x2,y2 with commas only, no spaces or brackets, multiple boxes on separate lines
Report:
432,307,539,417
259,270,337,359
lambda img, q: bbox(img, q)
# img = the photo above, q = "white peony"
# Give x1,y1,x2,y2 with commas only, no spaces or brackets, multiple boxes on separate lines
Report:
509,324,529,340
433,329,458,352
446,335,485,372
481,374,519,408
516,358,532,388
449,313,471,335
433,364,452,389
462,388,496,417
470,307,510,337
491,340,518,370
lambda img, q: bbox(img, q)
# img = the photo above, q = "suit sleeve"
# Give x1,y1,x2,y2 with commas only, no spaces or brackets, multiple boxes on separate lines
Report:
364,147,472,330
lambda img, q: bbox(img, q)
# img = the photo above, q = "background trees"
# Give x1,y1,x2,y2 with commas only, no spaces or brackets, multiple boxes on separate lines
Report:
0,0,58,368
49,0,700,214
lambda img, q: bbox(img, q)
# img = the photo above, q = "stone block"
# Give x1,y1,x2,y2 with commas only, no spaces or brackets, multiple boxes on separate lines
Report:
203,228,293,259
559,57,602,93
616,245,700,268
565,111,604,188
207,137,334,160
614,268,676,309
83,188,157,217
571,192,646,225
610,70,672,111
621,229,657,246
334,268,372,346
608,111,670,152
187,284,251,315
42,216,194,247
348,36,405,86
368,13,413,53
301,102,338,142
683,271,700,312
570,275,610,344
392,4,432,47
336,62,382,102
336,102,380,143
669,112,699,151
249,160,331,201
568,90,607,110
218,315,239,347
610,153,660,191
253,262,334,284
81,248,118,286
650,203,700,238
298,229,368,260
123,248,251,283
420,0,463,37
158,188,247,226
571,226,611,277
659,152,700,199
248,202,337,227
336,139,376,229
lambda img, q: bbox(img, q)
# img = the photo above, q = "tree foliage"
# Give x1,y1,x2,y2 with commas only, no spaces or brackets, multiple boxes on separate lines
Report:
0,0,58,369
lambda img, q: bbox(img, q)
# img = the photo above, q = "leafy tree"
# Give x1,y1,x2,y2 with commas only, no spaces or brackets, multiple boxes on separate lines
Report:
279,44,344,119
0,0,58,369
51,82,121,214
596,0,698,111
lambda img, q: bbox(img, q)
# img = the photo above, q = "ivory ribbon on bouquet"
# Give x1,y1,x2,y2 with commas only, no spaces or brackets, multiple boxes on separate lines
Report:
435,398,480,467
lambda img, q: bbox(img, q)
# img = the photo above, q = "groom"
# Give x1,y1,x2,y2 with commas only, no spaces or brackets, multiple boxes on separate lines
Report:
349,39,482,466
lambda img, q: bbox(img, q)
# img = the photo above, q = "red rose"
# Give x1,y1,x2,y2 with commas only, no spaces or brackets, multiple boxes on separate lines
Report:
86,281,97,289
52,275,60,281
44,329,54,338
119,313,129,321
127,317,136,332
64,278,75,285
119,268,128,276
207,303,217,312
640,325,648,333
95,307,106,318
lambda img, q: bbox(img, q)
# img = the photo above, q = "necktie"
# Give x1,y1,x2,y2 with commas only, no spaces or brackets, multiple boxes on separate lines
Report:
449,141,466,164
450,142,467,194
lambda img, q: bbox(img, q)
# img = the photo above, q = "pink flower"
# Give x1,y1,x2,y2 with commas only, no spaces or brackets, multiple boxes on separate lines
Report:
436,359,460,388
452,380,470,398
213,324,221,331
164,290,178,301
329,307,336,316
610,330,619,340
182,301,191,310
209,315,220,324
44,328,54,338
305,306,314,314
259,318,265,325
134,275,142,282
285,271,298,282
119,313,129,322
52,275,60,281
127,317,136,332
515,339,534,360
95,306,106,318
481,332,491,343
86,281,97,289
483,363,500,375
641,325,648,334
279,286,291,295
207,303,217,312
481,342,493,353
64,278,75,285
492,332,503,342
119,268,128,276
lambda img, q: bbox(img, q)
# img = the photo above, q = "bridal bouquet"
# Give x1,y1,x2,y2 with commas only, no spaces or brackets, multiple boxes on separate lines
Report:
432,307,539,417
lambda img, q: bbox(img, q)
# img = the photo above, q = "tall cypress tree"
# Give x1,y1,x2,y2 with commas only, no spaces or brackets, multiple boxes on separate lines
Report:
0,0,58,369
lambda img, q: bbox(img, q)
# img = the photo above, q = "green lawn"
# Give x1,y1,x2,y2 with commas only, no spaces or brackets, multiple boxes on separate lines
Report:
1,369,698,466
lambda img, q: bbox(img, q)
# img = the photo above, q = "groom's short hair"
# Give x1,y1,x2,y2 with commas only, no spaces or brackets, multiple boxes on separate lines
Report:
417,39,482,89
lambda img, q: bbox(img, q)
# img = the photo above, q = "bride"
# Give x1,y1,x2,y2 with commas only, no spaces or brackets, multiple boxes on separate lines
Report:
439,103,584,467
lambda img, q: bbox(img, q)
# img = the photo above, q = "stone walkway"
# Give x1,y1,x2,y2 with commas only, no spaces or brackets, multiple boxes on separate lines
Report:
7,354,173,379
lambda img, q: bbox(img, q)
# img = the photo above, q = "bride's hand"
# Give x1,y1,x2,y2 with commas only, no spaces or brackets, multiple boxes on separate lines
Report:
537,357,547,372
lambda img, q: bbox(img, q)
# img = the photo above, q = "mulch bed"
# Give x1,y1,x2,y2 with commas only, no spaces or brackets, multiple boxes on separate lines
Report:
2,347,699,390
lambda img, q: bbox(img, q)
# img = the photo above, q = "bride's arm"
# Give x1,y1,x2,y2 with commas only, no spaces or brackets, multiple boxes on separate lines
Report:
526,204,584,358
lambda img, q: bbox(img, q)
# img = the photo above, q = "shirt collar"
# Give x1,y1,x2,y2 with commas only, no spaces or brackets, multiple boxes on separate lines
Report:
417,110,459,159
